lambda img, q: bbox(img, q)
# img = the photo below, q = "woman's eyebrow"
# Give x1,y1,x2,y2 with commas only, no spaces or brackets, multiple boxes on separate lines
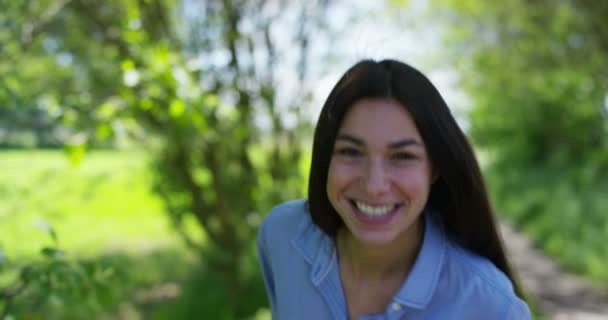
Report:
335,134,364,146
336,134,422,149
388,139,422,149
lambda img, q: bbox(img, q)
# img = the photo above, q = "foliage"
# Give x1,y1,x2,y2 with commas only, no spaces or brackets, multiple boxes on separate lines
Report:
0,224,117,319
1,0,332,316
431,0,608,281
0,150,213,318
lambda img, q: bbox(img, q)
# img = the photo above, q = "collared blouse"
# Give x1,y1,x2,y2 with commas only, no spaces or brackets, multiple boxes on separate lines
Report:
257,200,531,320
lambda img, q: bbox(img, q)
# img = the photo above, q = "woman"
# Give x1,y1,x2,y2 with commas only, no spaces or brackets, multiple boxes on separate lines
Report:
257,59,530,319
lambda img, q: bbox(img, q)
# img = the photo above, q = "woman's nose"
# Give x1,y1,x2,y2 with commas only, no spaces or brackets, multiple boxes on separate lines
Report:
363,159,390,196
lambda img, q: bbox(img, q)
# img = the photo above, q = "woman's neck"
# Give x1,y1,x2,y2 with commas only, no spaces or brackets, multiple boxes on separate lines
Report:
336,218,424,282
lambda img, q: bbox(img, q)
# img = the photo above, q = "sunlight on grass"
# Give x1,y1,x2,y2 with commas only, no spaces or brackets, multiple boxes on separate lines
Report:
0,150,216,319
0,150,184,258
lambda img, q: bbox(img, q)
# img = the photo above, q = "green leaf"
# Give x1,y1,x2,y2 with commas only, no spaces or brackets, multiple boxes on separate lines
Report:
120,59,136,71
203,93,219,109
97,101,118,119
41,247,64,259
140,97,154,110
169,99,186,118
193,167,213,186
151,46,171,71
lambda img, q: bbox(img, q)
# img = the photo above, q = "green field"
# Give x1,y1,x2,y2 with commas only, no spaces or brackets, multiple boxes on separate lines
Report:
0,150,237,319
0,150,272,319
0,150,185,258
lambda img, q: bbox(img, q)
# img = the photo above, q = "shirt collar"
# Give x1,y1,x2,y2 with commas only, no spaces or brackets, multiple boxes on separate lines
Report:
291,206,447,305
291,210,336,286
393,209,447,309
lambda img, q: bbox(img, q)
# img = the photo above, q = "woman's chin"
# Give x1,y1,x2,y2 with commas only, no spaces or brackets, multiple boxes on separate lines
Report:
349,230,399,246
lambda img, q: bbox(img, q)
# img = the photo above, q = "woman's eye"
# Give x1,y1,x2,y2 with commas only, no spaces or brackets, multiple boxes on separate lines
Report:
391,152,415,161
336,147,361,157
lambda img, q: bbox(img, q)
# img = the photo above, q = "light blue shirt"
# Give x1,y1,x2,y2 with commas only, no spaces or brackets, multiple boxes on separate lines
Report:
257,200,531,320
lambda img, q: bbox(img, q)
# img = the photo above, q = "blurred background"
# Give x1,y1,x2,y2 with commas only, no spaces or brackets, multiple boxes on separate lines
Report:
0,0,606,319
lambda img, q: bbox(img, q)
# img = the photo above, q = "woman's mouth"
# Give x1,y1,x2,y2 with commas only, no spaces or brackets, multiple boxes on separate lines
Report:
349,199,401,224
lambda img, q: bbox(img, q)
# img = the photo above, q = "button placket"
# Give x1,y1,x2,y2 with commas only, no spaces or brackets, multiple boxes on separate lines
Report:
391,302,402,311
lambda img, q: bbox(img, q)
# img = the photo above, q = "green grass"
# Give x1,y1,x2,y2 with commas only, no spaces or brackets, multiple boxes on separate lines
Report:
0,150,270,319
0,149,182,258
0,150,196,318
489,165,608,285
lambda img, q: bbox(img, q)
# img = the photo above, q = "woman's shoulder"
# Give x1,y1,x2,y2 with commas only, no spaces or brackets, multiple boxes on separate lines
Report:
258,199,312,241
440,242,530,318
445,242,515,295
262,199,309,226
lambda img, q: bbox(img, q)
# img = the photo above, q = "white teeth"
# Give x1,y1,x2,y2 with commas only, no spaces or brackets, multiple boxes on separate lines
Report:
354,201,395,216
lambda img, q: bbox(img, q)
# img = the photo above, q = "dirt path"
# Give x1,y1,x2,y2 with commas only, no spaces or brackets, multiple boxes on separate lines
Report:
500,223,608,320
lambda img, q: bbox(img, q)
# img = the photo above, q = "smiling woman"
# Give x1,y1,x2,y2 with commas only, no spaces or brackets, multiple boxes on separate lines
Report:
327,99,432,249
256,59,531,320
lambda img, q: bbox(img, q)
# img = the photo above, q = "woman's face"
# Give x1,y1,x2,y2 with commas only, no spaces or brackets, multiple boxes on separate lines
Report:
327,98,434,246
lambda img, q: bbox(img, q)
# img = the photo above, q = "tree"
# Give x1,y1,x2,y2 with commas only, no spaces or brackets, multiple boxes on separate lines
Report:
431,0,608,280
1,0,332,316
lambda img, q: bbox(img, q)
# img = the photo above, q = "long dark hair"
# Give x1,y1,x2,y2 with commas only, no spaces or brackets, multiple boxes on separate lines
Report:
307,59,526,299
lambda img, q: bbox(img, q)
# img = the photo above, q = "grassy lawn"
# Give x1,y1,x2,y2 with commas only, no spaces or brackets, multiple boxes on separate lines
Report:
0,149,271,319
0,149,186,258
0,150,199,318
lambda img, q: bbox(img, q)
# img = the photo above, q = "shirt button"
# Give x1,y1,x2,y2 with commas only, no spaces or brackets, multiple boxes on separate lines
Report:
392,302,402,311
